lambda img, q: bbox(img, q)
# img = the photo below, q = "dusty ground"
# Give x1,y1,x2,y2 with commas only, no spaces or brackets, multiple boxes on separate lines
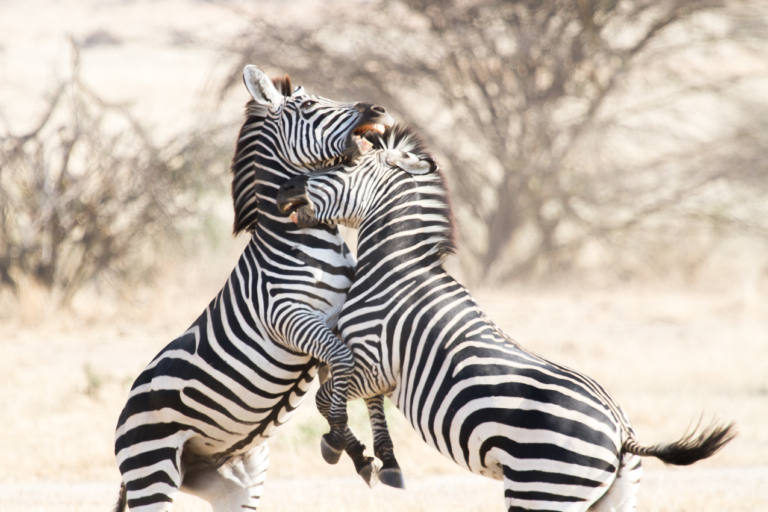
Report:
0,258,766,511
1,467,767,512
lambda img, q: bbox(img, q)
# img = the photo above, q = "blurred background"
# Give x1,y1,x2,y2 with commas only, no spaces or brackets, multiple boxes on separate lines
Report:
1,0,767,511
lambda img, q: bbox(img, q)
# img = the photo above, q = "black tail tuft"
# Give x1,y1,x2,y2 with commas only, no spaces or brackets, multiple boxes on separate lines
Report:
112,482,127,512
623,420,736,466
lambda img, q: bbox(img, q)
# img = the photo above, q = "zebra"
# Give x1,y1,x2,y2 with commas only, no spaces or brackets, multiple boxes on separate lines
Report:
113,65,393,512
276,124,736,512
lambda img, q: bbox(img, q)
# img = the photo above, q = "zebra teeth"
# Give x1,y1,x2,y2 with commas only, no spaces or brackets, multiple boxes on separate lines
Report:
289,211,298,223
353,123,387,136
356,137,373,154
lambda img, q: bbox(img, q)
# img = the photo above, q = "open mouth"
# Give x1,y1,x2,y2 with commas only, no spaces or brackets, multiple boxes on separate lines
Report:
277,199,315,227
277,196,308,216
276,184,316,227
283,201,308,223
353,123,387,137
288,203,315,227
352,123,387,154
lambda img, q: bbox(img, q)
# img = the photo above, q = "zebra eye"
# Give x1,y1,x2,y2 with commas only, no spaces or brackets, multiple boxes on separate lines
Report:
300,100,317,110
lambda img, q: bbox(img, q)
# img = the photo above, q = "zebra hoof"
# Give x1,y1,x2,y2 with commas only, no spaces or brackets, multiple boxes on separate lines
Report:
320,435,343,465
358,461,380,489
379,468,405,489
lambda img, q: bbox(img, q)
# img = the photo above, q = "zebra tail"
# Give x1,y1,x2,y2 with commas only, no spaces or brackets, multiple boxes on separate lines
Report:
112,482,127,512
622,420,736,466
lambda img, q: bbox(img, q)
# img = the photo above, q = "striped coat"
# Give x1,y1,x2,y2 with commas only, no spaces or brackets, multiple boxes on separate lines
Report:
277,124,735,512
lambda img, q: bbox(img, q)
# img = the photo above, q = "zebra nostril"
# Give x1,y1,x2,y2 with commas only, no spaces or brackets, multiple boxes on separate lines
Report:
371,105,386,115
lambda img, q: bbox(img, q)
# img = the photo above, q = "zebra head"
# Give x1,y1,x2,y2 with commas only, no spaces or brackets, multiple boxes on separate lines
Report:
231,66,394,234
243,65,393,168
276,124,455,255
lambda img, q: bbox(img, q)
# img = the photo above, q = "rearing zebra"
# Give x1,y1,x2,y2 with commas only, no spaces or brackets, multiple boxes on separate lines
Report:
113,66,392,512
276,124,736,512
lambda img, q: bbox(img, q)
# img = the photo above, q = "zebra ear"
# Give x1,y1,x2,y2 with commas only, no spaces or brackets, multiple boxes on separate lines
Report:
243,65,284,107
293,85,305,96
386,150,438,175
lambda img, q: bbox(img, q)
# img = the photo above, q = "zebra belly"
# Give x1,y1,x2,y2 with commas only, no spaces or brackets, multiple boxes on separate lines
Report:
115,333,317,463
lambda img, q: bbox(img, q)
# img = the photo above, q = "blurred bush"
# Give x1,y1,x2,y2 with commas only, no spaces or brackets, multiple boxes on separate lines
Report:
0,46,228,304
220,0,768,285
4,2,766,302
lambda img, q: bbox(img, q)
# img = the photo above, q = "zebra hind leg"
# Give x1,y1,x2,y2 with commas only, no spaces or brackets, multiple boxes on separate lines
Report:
342,426,382,488
316,380,380,488
589,452,642,511
120,445,184,512
365,395,405,489
181,443,270,512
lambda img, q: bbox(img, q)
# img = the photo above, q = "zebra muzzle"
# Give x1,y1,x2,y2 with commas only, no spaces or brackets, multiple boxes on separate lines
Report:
289,203,316,228
277,177,316,228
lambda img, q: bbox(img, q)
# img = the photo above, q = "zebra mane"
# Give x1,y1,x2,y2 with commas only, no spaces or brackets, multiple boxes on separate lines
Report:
364,124,458,256
230,75,294,236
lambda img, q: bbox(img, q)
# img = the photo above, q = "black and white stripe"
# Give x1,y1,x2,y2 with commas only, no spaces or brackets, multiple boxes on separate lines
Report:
277,124,735,512
113,66,392,512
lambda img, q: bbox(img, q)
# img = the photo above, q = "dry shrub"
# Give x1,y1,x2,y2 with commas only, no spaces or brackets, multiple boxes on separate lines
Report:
0,45,227,304
220,0,768,286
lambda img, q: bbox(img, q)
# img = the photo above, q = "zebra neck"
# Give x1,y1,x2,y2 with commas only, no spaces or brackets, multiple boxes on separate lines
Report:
344,214,467,391
354,210,450,277
251,147,342,192
249,155,342,239
249,153,344,226
249,217,351,267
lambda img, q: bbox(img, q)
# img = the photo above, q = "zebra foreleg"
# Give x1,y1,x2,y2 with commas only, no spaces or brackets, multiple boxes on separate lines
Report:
316,380,381,488
365,395,405,489
277,310,355,460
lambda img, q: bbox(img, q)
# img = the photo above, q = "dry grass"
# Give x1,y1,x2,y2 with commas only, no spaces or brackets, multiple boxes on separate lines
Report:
0,247,766,511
